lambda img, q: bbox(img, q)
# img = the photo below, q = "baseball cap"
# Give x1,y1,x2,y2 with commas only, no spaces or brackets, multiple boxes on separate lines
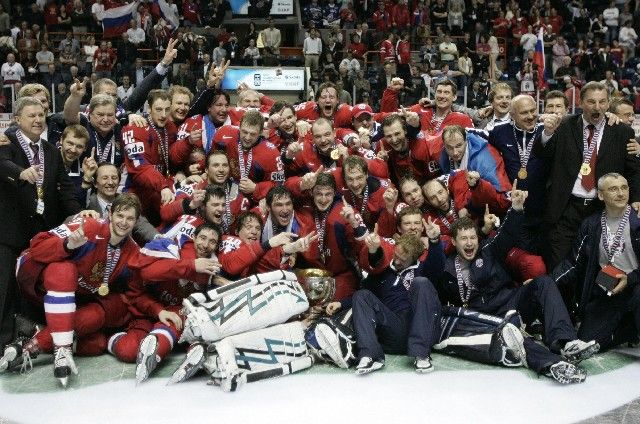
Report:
352,103,373,119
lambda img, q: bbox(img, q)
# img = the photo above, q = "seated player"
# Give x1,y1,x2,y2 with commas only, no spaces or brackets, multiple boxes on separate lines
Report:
433,182,599,384
110,223,222,383
554,173,640,351
1,194,141,387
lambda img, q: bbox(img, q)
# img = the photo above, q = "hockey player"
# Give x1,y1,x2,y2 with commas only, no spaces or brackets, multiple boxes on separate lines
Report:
293,173,368,301
110,223,222,383
121,89,179,226
433,182,600,384
160,150,251,232
212,110,284,202
378,113,441,185
439,125,512,194
294,82,352,123
259,186,303,243
218,210,318,279
284,118,388,180
161,185,228,247
2,194,142,387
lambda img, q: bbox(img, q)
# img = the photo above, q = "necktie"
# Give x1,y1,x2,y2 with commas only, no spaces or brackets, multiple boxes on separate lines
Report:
581,124,596,191
30,143,40,166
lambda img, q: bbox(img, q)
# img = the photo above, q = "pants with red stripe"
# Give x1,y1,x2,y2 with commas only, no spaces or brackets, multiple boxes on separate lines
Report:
108,308,183,363
37,262,130,350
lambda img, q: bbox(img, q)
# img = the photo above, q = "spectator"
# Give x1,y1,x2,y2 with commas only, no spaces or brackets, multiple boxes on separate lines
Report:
340,2,356,29
212,40,227,67
431,0,448,31
42,63,63,94
353,69,371,103
603,1,619,44
0,29,16,64
392,0,411,32
261,17,281,65
129,57,151,88
324,0,341,28
93,41,117,79
117,75,134,104
71,0,90,34
172,63,196,92
380,32,396,74
35,44,54,75
303,0,323,29
224,32,240,65
126,19,146,47
372,2,391,35
59,32,81,57
601,69,620,94
91,0,105,33
43,1,58,31
336,79,352,105
303,29,323,80
54,82,69,113
247,0,271,20
396,32,411,84
182,0,201,26
244,21,259,47
190,36,209,67
16,29,39,65
59,45,78,80
117,32,138,77
1,52,25,86
82,36,98,77
439,33,459,68
57,4,73,33
448,3,464,36
552,36,571,76
339,50,361,80
349,33,367,61
63,64,82,85
0,5,9,34
467,79,487,108
619,20,638,63
243,39,261,66
520,26,537,59
458,49,473,89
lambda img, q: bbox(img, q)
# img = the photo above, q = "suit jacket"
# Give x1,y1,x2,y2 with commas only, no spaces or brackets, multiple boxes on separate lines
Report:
540,114,640,224
86,193,158,244
0,131,81,248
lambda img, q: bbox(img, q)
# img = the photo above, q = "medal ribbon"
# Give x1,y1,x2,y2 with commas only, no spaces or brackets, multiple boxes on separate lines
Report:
349,184,369,217
512,124,536,170
102,243,121,288
89,124,115,164
147,118,169,176
430,110,449,134
454,255,474,307
314,209,328,263
439,199,457,230
237,142,253,179
601,205,631,264
16,130,45,193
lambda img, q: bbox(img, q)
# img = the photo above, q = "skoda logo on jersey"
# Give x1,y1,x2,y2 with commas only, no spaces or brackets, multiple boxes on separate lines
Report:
475,258,484,268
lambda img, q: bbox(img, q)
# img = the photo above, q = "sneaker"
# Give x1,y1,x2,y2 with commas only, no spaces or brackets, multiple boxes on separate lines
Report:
414,357,434,373
313,321,357,369
355,357,384,375
561,339,600,363
168,343,207,385
0,337,40,374
547,361,587,384
53,345,78,388
500,323,526,367
135,334,160,385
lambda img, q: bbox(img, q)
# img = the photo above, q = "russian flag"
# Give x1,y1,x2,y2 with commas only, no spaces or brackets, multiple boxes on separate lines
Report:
151,0,180,30
533,27,547,90
102,1,140,39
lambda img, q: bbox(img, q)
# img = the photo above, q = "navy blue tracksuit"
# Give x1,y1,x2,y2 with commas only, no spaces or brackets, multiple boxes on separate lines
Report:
352,240,444,361
434,209,578,373
554,211,640,350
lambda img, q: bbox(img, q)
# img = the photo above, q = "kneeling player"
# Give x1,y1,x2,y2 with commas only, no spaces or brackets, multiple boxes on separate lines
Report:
109,223,222,383
1,194,141,387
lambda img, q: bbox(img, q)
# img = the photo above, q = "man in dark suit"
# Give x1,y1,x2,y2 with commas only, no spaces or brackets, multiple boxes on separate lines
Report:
540,81,640,271
0,97,97,348
592,47,616,81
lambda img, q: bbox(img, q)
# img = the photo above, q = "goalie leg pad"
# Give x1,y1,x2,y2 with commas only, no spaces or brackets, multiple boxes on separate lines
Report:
305,310,357,369
180,277,309,344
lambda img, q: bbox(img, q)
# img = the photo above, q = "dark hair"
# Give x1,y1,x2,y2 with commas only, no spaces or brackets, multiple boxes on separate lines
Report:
435,78,457,93
450,216,478,239
381,113,406,129
204,185,226,204
207,89,230,108
270,100,295,117
315,82,338,101
111,192,142,219
314,172,337,191
96,162,121,180
147,89,171,106
194,222,222,240
236,211,263,234
266,186,292,208
545,90,569,107
205,149,229,168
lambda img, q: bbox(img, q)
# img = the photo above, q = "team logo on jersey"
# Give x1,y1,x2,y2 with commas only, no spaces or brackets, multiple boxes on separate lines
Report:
221,237,242,254
475,258,484,268
90,262,106,284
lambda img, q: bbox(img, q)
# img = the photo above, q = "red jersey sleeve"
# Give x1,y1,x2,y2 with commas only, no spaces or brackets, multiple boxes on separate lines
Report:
122,125,171,192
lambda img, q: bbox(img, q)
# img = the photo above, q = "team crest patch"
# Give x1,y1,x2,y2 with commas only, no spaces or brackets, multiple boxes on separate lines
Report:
91,262,105,284
475,258,484,268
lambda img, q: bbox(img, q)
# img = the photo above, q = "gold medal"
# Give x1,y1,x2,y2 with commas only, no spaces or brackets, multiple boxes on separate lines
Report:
580,163,591,176
517,168,528,179
97,284,109,296
36,186,44,199
330,148,340,161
